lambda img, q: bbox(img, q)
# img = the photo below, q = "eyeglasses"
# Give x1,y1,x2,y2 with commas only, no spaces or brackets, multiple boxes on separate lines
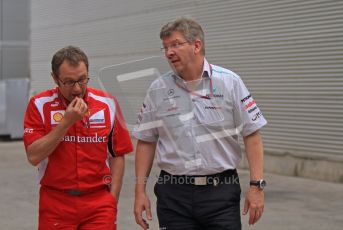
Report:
58,77,90,87
161,41,189,52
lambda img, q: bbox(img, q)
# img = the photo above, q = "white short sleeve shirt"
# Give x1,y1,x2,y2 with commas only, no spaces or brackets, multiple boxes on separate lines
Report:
133,59,267,175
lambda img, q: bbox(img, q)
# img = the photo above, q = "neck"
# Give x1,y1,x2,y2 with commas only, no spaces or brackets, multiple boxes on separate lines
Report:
180,57,204,82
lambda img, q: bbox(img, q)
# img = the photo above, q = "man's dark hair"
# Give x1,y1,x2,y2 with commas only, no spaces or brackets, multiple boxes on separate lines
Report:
51,46,89,77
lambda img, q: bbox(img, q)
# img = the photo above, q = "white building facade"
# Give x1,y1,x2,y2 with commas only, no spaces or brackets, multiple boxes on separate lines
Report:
30,0,343,182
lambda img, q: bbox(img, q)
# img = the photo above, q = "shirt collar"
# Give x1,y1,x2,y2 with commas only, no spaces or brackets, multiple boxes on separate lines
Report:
172,58,211,84
202,58,211,79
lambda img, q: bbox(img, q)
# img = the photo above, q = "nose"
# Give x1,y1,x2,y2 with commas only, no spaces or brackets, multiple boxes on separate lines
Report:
72,82,83,93
165,48,175,59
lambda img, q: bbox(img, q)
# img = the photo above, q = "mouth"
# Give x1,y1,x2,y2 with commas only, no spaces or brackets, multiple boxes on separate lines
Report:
170,59,180,65
72,94,81,99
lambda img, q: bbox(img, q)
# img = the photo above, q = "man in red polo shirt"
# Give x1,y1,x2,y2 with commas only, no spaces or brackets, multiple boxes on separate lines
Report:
23,46,133,229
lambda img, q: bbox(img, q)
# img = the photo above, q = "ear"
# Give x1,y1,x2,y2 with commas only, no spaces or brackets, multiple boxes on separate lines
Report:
51,72,59,86
193,39,202,55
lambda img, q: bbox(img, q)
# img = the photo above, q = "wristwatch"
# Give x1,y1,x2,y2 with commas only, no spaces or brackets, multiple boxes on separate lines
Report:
250,179,267,190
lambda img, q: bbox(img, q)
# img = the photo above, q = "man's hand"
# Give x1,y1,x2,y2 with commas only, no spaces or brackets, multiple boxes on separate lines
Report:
109,156,125,204
63,97,88,126
134,192,152,229
25,97,88,166
243,187,264,225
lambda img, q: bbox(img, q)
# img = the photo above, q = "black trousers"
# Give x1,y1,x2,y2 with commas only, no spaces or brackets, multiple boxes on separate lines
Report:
154,170,241,230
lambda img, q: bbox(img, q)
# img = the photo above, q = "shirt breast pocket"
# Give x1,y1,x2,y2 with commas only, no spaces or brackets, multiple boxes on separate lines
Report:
194,98,225,131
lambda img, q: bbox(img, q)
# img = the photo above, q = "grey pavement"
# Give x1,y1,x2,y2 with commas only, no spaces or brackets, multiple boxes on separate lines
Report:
0,141,342,230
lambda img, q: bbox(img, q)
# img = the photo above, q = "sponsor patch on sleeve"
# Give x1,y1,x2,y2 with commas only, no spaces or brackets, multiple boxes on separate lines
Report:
241,94,264,121
89,109,105,124
241,94,256,110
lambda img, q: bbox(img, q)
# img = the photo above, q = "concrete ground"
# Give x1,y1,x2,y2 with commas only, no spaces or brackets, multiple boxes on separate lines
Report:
0,141,342,230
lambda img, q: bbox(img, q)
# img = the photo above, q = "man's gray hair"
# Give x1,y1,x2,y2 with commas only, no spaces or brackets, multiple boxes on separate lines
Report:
160,17,205,55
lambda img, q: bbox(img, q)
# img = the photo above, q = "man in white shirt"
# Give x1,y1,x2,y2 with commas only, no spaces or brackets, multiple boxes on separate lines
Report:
133,17,267,230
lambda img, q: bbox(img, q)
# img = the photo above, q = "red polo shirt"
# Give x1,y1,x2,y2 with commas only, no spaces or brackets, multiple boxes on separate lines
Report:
23,87,133,190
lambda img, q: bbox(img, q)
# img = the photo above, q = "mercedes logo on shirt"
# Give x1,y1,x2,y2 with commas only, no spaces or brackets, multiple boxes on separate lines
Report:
167,89,175,96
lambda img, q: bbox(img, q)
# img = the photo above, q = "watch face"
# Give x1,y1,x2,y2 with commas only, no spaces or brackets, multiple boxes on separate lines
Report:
259,180,267,188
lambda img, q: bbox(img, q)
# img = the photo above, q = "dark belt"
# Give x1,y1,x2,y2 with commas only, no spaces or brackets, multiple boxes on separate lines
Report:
43,185,109,196
159,169,238,186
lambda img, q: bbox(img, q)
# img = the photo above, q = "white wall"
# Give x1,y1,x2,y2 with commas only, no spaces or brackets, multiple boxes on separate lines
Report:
30,0,343,158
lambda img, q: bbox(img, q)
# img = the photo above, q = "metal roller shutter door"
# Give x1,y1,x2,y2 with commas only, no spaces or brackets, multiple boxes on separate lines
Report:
30,0,343,156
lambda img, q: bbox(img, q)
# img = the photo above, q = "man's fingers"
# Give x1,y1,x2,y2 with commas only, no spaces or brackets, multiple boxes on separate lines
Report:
249,208,255,225
79,102,88,114
83,102,89,114
255,211,262,223
75,98,83,109
249,207,263,225
143,196,152,220
134,194,151,229
134,209,143,225
244,188,264,224
134,205,149,229
135,212,149,229
77,99,88,115
69,97,78,107
249,207,260,225
142,219,149,230
242,199,249,215
146,205,152,220
253,211,262,225
70,98,88,116
68,97,81,110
